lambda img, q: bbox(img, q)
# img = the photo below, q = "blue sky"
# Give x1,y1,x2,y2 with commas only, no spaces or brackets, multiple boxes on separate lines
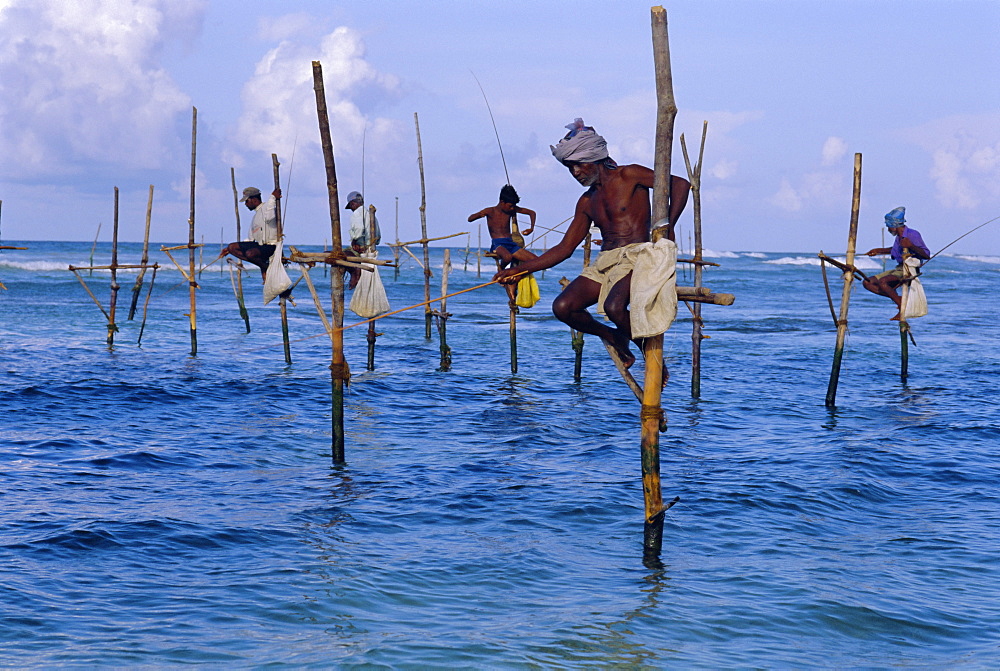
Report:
1,0,998,255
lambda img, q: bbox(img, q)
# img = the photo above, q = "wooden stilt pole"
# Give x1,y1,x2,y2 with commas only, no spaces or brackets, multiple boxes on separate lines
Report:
680,122,708,397
313,61,347,464
137,266,157,346
899,253,911,382
365,204,380,372
508,291,518,375
107,187,121,348
825,153,863,407
88,223,101,277
128,185,154,320
273,153,291,365
572,232,593,382
230,168,250,333
644,5,676,553
437,248,452,371
414,113,433,339
393,196,401,280
187,106,198,356
477,225,482,278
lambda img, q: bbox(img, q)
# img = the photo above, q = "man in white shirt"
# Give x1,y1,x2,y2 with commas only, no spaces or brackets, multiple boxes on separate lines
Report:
219,186,281,279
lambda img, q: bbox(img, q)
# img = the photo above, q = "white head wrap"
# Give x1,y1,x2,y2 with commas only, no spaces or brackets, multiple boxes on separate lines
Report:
550,118,616,167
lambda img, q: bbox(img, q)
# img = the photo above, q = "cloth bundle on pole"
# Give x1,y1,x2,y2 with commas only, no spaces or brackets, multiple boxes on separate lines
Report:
514,273,540,308
350,250,390,318
902,257,927,319
263,240,292,305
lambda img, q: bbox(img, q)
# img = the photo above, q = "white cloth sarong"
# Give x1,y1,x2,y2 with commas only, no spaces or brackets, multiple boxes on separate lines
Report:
349,250,390,319
580,239,677,338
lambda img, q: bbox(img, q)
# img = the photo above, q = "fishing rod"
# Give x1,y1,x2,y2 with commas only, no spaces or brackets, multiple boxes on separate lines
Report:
470,70,510,184
926,213,1000,262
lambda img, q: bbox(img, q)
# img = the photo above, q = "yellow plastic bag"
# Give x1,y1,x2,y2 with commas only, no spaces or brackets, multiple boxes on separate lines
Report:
515,273,540,308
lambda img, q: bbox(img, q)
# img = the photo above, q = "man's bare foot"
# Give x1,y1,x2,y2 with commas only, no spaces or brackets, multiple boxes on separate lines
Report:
609,336,635,369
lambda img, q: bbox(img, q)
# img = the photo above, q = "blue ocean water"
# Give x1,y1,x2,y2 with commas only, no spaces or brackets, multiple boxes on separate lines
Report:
1,240,999,667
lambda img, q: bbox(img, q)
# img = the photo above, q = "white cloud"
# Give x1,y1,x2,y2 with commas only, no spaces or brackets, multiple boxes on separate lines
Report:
0,0,202,179
902,113,1000,210
771,177,802,212
821,136,848,165
233,26,401,165
711,159,737,180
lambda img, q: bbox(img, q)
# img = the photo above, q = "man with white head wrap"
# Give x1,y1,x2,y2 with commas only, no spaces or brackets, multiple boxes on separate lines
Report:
495,119,690,368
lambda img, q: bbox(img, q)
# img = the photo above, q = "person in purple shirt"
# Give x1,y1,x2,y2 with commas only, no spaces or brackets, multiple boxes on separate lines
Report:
863,206,931,320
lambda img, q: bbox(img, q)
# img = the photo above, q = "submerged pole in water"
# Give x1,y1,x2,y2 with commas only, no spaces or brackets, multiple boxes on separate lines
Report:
414,112,433,339
107,187,121,348
899,252,911,382
313,60,347,464
365,203,380,372
680,122,708,398
273,153,292,365
230,167,250,333
187,106,198,356
571,233,593,383
644,5,676,554
128,185,154,320
825,153,862,407
393,196,401,281
437,248,452,371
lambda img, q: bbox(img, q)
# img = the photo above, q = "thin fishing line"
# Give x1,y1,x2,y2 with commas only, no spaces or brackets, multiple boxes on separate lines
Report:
927,213,1000,262
470,70,510,185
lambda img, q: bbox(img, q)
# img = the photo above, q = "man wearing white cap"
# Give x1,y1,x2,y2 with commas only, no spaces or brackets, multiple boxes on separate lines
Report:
219,186,282,279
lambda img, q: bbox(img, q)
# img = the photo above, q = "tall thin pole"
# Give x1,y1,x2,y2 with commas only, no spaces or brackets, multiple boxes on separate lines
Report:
437,248,452,371
681,122,708,397
644,5,676,554
393,196,400,280
366,203,378,371
107,187,120,348
187,106,198,356
313,61,347,464
572,232,593,382
273,153,292,365
231,168,250,332
899,253,910,381
414,113,433,339
825,153,863,407
128,185,154,320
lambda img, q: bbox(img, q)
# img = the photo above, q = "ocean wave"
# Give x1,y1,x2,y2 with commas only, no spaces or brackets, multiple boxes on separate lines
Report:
765,255,883,269
952,255,1000,264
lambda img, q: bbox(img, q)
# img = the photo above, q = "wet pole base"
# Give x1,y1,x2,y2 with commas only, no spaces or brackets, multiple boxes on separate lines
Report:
642,496,679,556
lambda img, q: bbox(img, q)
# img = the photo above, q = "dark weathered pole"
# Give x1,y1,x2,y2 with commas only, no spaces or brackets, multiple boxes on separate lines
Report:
572,232,593,382
128,185,154,320
187,106,198,356
273,153,292,365
437,248,452,371
645,5,676,553
366,203,379,371
825,153,862,407
899,252,910,381
313,61,347,464
230,167,250,332
680,122,708,397
393,196,400,280
414,112,433,339
107,187,121,348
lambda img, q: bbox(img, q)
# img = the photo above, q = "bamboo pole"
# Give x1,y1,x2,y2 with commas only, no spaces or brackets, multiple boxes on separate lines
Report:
477,225,482,278
137,266,158,346
127,185,154,320
273,153,292,365
313,60,347,464
366,203,379,371
899,252,911,381
393,196,401,280
572,232,593,382
508,283,518,375
107,187,121,348
414,112,433,339
437,248,452,371
88,222,101,277
230,168,250,332
187,106,198,355
644,5,676,553
825,153,863,407
680,122,708,397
